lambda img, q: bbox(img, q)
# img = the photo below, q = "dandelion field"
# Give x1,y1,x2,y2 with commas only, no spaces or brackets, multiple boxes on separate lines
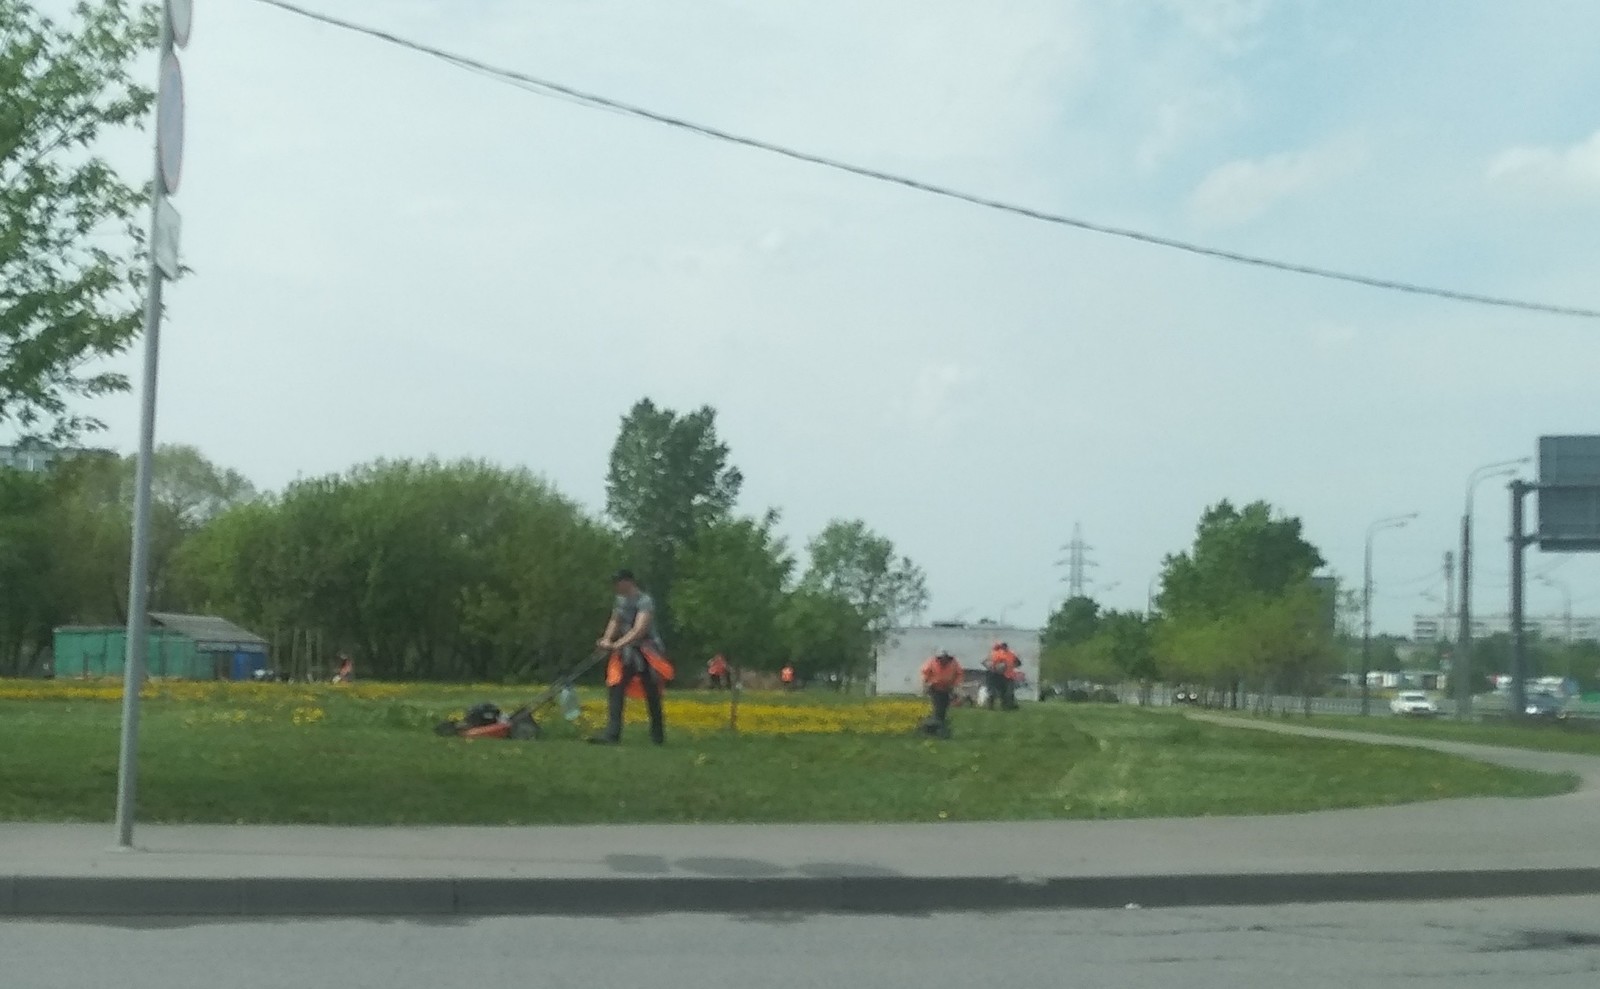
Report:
0,679,1574,825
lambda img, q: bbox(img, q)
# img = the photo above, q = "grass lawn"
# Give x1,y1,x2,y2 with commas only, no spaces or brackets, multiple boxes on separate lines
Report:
0,681,1577,824
1240,710,1600,757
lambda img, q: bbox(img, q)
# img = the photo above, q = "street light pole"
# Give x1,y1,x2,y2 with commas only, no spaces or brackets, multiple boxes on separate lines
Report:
1363,512,1418,716
1457,458,1529,720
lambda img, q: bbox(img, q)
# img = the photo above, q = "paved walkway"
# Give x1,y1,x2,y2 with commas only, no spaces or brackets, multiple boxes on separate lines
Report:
4,717,1598,915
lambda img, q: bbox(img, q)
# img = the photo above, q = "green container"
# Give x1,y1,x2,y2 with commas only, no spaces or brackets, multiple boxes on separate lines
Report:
51,627,210,679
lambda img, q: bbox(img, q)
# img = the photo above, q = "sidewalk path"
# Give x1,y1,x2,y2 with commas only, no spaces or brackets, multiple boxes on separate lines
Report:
4,715,1598,916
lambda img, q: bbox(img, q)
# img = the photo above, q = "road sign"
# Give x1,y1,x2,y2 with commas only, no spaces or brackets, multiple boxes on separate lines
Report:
1538,435,1600,551
169,0,193,48
153,199,182,280
156,53,185,195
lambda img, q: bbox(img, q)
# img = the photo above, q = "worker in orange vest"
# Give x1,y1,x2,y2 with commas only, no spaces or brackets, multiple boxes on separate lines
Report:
921,650,964,725
986,642,1020,711
780,664,797,690
707,654,730,690
592,569,674,745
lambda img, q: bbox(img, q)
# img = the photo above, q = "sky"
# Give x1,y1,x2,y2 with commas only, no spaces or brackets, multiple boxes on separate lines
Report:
45,0,1600,634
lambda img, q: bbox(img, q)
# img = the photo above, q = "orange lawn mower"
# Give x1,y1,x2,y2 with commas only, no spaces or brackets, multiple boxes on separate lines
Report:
433,649,608,741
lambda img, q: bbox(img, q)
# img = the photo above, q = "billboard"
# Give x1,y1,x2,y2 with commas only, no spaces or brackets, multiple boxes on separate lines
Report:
1538,436,1600,552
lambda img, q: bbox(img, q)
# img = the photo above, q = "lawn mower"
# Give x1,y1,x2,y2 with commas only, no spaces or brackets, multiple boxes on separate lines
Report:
433,649,608,741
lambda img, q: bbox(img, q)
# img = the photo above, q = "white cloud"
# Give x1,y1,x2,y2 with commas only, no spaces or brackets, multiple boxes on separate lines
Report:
1486,130,1600,199
899,362,976,425
1136,85,1246,172
1310,322,1358,352
1188,138,1366,226
1159,0,1275,55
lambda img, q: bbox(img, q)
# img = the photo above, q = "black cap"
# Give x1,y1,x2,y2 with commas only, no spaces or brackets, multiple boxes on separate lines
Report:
611,569,636,583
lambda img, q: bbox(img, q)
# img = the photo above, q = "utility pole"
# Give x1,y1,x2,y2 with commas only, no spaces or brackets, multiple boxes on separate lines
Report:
1443,551,1455,630
115,0,191,851
1509,481,1535,719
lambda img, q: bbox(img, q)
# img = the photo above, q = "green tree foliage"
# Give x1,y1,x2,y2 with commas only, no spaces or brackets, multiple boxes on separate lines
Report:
1158,500,1325,621
1042,596,1100,651
0,466,59,673
1042,608,1154,688
672,511,794,672
1,0,158,440
604,399,742,632
799,519,928,639
182,459,618,682
0,445,252,673
776,588,875,679
1154,500,1333,702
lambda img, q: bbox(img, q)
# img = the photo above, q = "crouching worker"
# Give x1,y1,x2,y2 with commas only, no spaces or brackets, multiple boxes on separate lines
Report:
921,650,964,728
591,569,674,745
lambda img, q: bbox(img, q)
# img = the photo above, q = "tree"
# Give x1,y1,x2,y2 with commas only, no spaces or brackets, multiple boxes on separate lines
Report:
51,445,255,621
1042,596,1100,651
799,519,928,639
672,511,795,671
0,466,57,674
181,458,619,682
605,399,742,632
2,0,158,440
1041,608,1156,692
1158,500,1325,622
777,588,875,679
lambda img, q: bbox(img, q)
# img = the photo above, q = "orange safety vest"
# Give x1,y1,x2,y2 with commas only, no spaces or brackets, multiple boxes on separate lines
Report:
922,657,963,690
607,646,674,699
989,648,1017,676
708,655,728,677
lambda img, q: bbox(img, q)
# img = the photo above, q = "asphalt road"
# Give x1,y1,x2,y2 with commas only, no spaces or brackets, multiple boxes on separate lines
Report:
5,898,1598,988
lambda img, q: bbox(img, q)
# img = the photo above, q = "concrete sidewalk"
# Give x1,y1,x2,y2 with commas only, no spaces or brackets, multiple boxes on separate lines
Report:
4,720,1599,916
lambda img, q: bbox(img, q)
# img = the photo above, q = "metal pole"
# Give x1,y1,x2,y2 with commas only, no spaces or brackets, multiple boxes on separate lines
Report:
1361,532,1373,716
114,9,176,850
1509,481,1529,720
1457,513,1473,719
1456,458,1528,720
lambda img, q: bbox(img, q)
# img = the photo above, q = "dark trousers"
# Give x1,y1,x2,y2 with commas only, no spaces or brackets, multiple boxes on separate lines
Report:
985,670,1006,709
929,688,952,723
605,662,665,743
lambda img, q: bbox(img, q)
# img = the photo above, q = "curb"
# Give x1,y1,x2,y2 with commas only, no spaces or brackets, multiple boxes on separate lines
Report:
6,869,1600,917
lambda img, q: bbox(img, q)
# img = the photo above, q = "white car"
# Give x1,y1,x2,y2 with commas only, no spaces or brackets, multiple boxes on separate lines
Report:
1390,691,1439,717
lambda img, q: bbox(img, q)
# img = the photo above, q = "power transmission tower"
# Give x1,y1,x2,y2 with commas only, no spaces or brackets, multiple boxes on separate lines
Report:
1057,523,1097,598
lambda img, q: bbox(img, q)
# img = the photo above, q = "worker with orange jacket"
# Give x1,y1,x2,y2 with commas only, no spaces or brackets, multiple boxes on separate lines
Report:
921,650,964,724
707,654,730,690
986,642,1020,711
592,569,674,745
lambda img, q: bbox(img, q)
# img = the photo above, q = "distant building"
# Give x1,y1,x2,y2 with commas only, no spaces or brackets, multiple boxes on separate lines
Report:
1413,613,1600,643
874,624,1039,701
0,439,110,473
52,614,270,680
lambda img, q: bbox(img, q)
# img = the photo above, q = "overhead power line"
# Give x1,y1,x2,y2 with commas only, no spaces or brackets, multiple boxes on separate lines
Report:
253,0,1600,321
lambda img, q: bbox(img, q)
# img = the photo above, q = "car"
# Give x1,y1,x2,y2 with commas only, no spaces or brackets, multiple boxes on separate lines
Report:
1523,693,1566,721
1173,688,1200,705
1389,691,1439,717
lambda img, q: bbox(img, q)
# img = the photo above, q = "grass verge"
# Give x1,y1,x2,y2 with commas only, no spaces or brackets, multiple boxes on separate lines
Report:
0,685,1576,824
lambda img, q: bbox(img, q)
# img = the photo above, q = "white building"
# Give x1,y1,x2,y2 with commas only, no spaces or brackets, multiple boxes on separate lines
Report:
1413,613,1600,643
874,623,1040,701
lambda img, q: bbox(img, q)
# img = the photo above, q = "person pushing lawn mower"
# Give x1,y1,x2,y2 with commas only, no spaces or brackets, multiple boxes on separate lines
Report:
589,569,674,745
918,649,963,739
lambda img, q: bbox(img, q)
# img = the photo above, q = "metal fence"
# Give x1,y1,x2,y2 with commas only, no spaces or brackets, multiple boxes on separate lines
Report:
1129,684,1600,721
